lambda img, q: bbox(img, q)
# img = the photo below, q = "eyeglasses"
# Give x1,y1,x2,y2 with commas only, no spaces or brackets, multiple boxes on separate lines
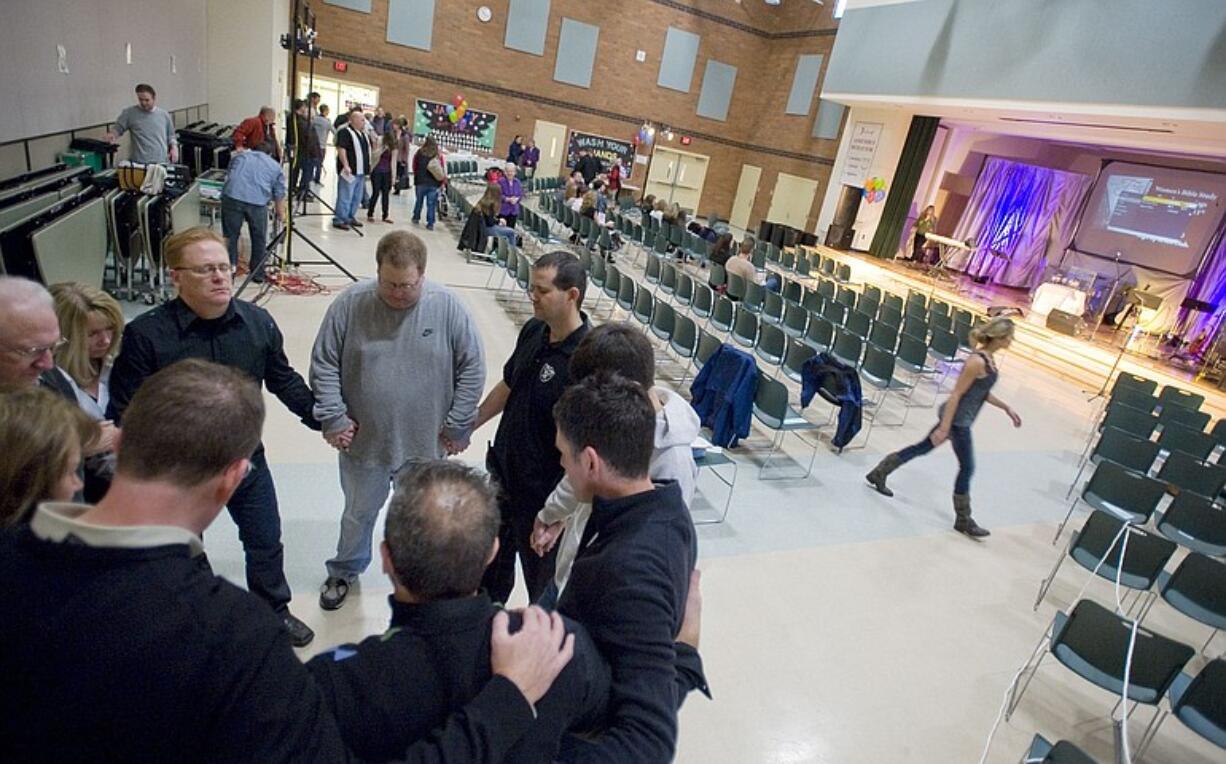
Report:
380,276,425,292
173,263,234,277
4,337,67,359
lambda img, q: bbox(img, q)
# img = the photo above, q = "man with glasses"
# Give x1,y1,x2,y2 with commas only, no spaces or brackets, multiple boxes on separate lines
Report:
310,230,484,610
0,276,79,400
107,227,320,647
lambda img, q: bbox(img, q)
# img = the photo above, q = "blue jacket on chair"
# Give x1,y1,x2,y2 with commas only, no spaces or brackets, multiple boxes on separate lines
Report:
690,344,758,448
800,353,862,449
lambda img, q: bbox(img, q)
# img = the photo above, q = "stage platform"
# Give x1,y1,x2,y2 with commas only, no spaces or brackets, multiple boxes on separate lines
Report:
800,244,1226,419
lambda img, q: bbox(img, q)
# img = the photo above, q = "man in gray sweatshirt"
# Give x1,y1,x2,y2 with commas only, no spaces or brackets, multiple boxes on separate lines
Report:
106,83,178,164
310,230,485,610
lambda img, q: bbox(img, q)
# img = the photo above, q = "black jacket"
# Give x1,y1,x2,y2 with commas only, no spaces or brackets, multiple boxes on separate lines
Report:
575,155,603,185
308,594,610,763
800,352,863,449
0,524,541,764
556,481,707,762
107,298,318,431
459,208,491,253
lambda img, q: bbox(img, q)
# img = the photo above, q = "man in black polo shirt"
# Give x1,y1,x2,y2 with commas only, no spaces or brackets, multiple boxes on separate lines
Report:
107,227,319,647
1,360,579,763
308,459,610,763
474,250,590,604
553,374,705,761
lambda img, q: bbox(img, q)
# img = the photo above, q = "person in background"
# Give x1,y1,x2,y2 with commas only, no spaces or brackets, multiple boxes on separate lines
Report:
650,198,667,223
287,99,321,202
50,283,124,501
708,232,735,270
507,134,525,166
865,317,1023,539
0,387,96,527
392,119,411,196
520,138,539,180
365,132,399,224
370,106,388,136
465,183,518,249
564,170,585,201
606,158,623,200
232,107,281,161
107,227,320,646
220,141,286,280
911,205,938,263
106,83,178,164
332,110,370,232
498,162,523,229
411,136,445,231
312,104,336,184
312,231,485,611
639,193,656,218
574,149,602,186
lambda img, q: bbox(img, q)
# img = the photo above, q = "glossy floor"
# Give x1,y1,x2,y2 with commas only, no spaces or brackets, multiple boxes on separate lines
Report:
195,186,1220,763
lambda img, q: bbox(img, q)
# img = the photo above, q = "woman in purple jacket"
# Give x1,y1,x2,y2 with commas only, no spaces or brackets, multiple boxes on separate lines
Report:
497,163,523,229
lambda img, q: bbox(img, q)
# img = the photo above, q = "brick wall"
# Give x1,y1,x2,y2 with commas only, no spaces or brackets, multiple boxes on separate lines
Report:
306,0,843,231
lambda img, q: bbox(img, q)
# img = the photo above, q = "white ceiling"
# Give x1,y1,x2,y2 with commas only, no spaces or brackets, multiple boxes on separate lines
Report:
822,92,1226,158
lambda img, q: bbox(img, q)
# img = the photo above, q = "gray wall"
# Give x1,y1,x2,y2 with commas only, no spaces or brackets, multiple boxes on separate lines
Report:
824,0,1226,109
0,0,208,144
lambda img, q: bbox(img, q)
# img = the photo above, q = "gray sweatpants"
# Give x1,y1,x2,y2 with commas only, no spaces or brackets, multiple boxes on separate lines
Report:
325,452,404,581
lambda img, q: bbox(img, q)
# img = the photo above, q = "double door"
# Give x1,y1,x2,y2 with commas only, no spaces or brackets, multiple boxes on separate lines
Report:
645,147,710,214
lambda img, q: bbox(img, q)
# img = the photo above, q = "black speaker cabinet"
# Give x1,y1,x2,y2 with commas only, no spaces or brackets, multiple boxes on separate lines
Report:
825,224,854,249
1046,309,1086,337
781,227,799,248
799,231,818,247
758,220,775,243
832,184,862,228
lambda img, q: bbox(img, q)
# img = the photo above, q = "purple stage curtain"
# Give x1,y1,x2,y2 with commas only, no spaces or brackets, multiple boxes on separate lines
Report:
945,157,1093,288
1178,229,1226,345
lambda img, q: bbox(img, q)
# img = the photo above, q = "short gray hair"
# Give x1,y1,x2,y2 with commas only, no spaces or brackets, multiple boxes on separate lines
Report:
0,276,53,317
384,461,500,600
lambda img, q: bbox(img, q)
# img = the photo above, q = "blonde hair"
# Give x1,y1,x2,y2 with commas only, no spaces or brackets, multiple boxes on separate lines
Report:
969,317,1015,349
580,190,598,212
50,283,124,387
0,388,98,526
163,227,225,269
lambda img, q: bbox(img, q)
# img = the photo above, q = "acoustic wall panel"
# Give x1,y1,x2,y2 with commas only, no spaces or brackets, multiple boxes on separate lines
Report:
657,27,701,93
553,18,599,89
696,60,737,122
785,54,824,116
813,99,846,139
324,0,371,11
505,0,551,56
387,0,435,52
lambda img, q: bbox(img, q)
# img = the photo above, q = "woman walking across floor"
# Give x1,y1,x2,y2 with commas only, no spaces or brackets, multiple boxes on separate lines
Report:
366,131,398,223
864,317,1022,539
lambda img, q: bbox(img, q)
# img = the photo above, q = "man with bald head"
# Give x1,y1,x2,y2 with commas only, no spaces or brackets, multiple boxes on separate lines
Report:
0,276,72,396
233,106,282,161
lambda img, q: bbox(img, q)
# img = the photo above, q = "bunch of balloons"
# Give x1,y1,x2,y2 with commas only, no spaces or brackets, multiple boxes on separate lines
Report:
862,176,887,203
447,94,469,129
636,124,655,146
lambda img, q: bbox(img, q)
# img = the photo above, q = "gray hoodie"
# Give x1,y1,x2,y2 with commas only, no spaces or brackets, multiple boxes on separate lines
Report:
538,386,701,595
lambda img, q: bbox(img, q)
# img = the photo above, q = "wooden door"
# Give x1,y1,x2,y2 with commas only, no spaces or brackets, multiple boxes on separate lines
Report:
533,120,568,178
767,172,820,230
729,164,761,231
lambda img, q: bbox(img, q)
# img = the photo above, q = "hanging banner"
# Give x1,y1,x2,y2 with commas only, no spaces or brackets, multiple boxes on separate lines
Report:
839,121,883,187
566,130,635,179
412,98,498,153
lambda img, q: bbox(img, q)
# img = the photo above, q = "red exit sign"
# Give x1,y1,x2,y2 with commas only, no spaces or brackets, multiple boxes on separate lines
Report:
333,61,349,73
680,135,692,146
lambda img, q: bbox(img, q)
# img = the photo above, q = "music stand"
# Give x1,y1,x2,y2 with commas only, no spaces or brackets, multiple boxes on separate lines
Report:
1088,289,1163,402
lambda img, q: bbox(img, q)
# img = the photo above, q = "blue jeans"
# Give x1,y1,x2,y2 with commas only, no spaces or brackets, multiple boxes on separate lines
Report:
413,186,439,227
489,224,517,244
895,424,975,495
765,274,782,292
221,447,292,613
333,173,364,225
327,453,399,581
220,196,268,269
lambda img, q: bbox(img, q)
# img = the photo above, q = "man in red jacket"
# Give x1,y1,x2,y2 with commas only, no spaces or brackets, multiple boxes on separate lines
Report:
233,107,281,161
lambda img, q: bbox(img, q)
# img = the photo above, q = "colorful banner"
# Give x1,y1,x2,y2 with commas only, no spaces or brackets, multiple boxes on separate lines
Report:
412,98,498,153
566,130,635,180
